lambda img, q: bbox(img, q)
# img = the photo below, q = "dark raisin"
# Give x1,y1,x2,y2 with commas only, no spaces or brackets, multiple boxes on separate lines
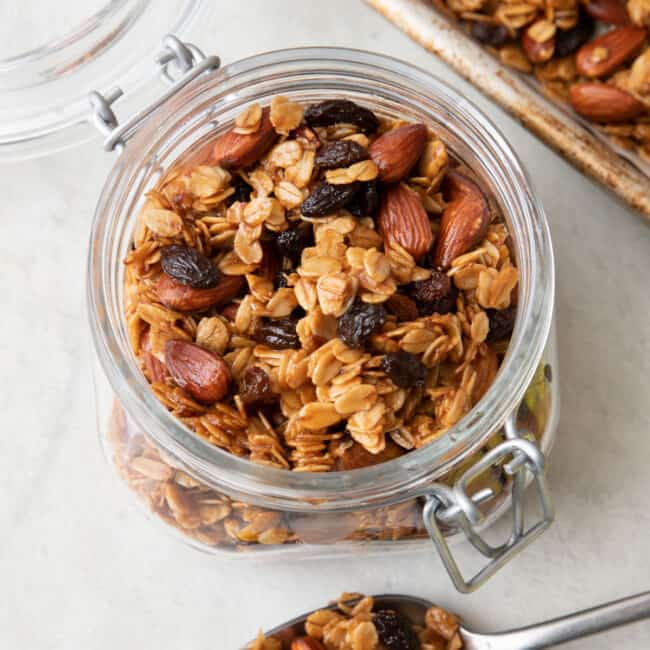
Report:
254,318,300,349
381,351,427,388
274,272,289,289
486,306,516,341
301,182,359,218
315,140,368,169
160,244,220,289
225,175,253,206
385,294,419,322
239,366,276,409
337,299,387,349
374,610,420,650
347,180,379,218
409,271,457,316
470,21,510,47
304,100,380,134
555,11,595,57
274,227,314,263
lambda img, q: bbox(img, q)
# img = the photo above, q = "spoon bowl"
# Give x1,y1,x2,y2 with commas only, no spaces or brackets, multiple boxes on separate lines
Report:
247,591,650,650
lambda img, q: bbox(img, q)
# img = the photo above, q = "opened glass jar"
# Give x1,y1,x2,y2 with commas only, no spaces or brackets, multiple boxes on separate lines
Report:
88,44,558,592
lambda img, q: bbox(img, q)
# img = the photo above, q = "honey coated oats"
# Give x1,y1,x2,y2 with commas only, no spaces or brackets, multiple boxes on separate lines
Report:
112,95,529,548
250,593,463,650
429,0,650,162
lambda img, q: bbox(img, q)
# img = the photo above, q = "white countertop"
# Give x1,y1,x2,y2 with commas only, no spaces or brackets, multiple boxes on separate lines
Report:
2,1,649,648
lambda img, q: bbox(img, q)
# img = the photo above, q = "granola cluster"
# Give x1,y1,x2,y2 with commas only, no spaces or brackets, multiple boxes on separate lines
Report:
431,0,650,162
124,95,518,474
250,593,463,650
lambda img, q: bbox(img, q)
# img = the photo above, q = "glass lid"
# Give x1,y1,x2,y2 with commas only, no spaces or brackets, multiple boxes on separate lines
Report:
0,0,206,160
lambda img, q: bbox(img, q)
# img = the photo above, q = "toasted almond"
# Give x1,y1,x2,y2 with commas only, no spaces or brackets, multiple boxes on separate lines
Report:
433,170,490,269
156,273,244,312
369,123,428,183
569,82,645,122
211,107,277,168
576,26,646,77
584,0,631,25
165,340,231,404
378,183,433,260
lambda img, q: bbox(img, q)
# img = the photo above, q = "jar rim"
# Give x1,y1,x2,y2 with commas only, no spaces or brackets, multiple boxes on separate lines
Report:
88,46,555,511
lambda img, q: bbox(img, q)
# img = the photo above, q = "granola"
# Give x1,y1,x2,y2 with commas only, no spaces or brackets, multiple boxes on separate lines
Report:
430,0,650,163
250,593,463,650
123,96,520,474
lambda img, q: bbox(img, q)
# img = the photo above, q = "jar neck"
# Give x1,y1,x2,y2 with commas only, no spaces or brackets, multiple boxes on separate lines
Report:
88,47,554,511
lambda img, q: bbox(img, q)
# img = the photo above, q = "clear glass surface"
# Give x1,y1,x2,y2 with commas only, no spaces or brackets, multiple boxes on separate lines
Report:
88,47,558,555
0,0,205,159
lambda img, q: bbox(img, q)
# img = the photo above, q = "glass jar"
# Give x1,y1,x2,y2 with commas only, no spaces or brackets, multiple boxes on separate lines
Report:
88,46,558,592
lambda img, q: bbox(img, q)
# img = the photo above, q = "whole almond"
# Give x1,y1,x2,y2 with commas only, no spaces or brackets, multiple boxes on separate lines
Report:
569,82,644,122
156,273,244,312
369,123,428,183
140,331,169,384
165,340,231,403
521,23,555,63
378,183,433,259
211,107,277,168
291,638,326,650
576,26,646,77
433,170,490,269
584,0,630,25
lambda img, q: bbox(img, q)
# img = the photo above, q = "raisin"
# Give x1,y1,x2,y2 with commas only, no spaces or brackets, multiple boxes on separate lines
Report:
239,366,276,409
374,610,420,650
385,294,419,322
225,175,253,206
160,244,220,289
274,272,289,289
381,351,427,388
486,306,516,341
274,227,314,263
304,100,380,133
470,21,510,47
337,299,387,349
259,240,282,281
555,11,595,57
254,318,300,349
315,140,368,169
301,182,359,218
347,180,379,218
409,271,457,316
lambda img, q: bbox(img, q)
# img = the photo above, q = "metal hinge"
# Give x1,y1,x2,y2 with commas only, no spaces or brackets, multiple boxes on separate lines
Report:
88,35,220,154
423,413,554,593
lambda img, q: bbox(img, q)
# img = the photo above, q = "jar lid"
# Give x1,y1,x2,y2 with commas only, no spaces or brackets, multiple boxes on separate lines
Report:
0,0,206,160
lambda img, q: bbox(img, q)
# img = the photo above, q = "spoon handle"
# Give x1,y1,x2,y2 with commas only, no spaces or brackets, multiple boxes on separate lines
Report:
495,590,650,649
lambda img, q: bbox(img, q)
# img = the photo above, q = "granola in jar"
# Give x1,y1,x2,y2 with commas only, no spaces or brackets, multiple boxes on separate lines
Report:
111,95,539,549
430,0,650,162
249,593,463,650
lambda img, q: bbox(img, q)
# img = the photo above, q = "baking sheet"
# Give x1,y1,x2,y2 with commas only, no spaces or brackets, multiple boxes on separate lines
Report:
366,0,650,220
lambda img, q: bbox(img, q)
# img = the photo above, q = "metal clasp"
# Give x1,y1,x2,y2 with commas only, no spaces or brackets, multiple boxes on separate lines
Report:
423,413,554,593
88,35,220,153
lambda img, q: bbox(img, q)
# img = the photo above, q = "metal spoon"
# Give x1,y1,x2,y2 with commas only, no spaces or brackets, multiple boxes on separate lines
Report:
249,591,650,649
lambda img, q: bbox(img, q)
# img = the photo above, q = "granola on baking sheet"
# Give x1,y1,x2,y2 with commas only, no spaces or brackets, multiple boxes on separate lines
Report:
429,0,650,163
250,593,463,650
122,95,519,473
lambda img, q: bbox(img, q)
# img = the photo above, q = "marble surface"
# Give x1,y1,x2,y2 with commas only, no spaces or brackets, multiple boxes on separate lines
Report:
1,1,649,648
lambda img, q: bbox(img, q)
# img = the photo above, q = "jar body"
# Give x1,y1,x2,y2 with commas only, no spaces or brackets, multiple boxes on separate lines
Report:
97,331,558,555
89,48,557,559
